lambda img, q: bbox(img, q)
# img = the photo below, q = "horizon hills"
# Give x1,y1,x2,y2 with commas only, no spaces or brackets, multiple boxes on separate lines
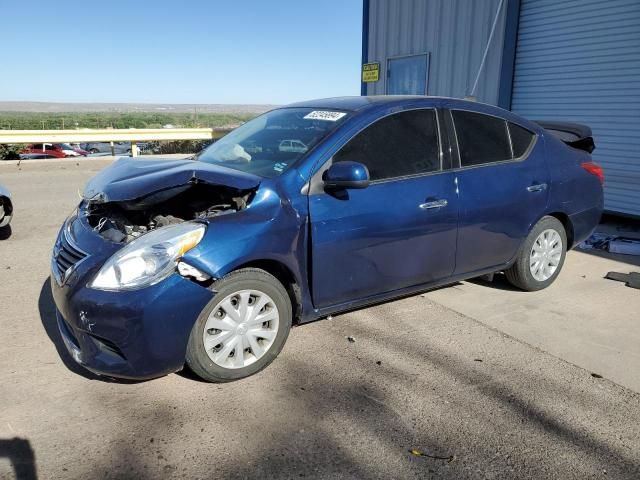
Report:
0,101,276,114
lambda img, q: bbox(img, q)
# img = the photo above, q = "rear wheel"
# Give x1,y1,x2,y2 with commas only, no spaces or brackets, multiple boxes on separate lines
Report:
505,216,567,291
89,148,99,154
186,268,292,382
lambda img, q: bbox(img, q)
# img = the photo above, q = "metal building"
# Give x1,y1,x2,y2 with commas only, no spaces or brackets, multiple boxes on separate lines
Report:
361,0,640,217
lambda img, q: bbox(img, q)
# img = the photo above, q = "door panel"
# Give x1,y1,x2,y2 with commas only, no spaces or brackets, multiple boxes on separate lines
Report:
453,144,549,274
309,173,458,309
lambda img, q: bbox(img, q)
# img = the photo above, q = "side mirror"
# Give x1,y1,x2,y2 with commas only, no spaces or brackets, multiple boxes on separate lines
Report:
323,161,370,190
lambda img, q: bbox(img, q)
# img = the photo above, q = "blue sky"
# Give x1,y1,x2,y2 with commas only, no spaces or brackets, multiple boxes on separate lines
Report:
1,0,362,104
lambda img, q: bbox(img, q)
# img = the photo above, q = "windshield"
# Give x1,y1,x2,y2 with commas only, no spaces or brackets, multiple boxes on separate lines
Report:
58,143,74,150
195,107,349,178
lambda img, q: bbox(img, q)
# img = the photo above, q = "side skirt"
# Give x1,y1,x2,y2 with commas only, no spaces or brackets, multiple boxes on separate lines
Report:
299,263,511,324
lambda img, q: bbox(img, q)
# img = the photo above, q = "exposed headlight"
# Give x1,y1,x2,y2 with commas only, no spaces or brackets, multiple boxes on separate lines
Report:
90,222,206,291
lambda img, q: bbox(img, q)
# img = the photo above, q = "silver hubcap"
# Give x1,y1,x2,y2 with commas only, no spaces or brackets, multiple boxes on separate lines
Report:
530,229,563,282
202,289,280,369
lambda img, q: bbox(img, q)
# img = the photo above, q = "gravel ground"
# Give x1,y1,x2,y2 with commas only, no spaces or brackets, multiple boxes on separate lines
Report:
0,159,639,479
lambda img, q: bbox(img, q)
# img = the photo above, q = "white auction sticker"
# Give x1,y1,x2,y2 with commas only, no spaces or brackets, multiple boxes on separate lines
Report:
303,111,347,121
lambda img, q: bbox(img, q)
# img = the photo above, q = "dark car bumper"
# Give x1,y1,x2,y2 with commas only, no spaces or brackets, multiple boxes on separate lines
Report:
568,203,603,248
50,213,214,380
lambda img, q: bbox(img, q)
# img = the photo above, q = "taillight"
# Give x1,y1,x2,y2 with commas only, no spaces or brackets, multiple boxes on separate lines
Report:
581,162,604,186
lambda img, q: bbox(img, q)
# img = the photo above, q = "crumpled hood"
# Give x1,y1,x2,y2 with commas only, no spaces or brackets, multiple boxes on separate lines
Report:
83,157,261,202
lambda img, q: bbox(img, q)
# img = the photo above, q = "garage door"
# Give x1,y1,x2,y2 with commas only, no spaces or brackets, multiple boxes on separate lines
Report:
511,0,640,216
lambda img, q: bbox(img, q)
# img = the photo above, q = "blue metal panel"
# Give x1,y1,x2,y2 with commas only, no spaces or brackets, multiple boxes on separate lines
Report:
366,0,507,104
511,0,640,216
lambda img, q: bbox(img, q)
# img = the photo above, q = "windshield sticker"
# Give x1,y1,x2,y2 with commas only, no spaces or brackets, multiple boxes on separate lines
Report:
273,162,288,172
303,111,347,122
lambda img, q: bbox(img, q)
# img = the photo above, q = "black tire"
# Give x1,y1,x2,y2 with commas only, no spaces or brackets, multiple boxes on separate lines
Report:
185,268,292,382
89,148,99,154
505,216,567,291
0,197,11,238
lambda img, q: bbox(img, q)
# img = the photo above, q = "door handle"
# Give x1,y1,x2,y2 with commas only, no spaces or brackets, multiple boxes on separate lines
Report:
527,183,547,193
419,199,448,210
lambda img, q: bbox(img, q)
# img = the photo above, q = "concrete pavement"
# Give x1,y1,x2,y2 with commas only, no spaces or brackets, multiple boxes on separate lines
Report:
0,159,639,479
427,250,640,393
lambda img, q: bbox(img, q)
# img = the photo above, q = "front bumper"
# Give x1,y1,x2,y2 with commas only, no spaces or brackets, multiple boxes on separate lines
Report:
50,212,214,380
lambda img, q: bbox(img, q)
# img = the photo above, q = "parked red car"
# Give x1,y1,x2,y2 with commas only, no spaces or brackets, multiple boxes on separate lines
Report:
22,143,86,158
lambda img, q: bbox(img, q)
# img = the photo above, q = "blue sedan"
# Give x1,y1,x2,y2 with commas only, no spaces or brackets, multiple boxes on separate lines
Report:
50,96,604,382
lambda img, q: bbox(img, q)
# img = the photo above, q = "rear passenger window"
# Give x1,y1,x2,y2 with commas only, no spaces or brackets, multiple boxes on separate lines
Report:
509,122,535,157
333,109,440,181
451,110,511,167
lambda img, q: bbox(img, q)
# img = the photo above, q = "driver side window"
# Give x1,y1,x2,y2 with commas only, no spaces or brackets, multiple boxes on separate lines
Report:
333,109,440,181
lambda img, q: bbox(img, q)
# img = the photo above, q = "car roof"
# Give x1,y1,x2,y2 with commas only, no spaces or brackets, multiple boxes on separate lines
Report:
284,95,541,131
286,95,436,111
286,95,499,111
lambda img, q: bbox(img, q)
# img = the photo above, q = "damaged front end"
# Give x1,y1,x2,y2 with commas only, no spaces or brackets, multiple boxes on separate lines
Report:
80,157,261,243
86,182,254,243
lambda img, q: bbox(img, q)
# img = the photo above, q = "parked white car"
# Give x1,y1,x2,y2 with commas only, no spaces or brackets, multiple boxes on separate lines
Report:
278,139,308,153
57,143,82,157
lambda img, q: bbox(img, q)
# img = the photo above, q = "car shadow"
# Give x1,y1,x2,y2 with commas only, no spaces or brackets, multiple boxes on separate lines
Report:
174,365,209,383
0,437,37,480
467,273,523,291
38,277,101,380
38,277,142,384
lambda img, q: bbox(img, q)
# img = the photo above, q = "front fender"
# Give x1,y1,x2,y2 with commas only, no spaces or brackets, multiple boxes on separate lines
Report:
182,186,308,287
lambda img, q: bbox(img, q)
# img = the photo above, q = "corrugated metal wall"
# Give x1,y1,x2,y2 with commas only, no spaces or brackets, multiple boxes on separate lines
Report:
366,0,507,104
511,0,640,216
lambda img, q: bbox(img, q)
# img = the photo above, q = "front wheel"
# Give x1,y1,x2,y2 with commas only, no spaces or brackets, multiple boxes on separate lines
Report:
186,268,292,382
505,216,567,291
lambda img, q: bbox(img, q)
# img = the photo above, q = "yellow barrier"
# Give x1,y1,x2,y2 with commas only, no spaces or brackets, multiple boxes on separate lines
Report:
0,128,230,156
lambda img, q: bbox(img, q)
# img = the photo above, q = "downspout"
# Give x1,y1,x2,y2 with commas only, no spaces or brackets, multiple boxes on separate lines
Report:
497,0,522,109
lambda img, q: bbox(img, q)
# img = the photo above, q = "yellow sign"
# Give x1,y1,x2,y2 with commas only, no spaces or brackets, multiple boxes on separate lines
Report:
362,62,380,82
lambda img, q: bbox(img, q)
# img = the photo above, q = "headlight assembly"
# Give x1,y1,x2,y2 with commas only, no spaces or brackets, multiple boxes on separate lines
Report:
90,222,206,291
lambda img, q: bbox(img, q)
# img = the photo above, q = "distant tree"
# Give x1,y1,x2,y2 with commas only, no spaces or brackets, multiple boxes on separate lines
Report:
0,144,22,160
1,111,247,130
